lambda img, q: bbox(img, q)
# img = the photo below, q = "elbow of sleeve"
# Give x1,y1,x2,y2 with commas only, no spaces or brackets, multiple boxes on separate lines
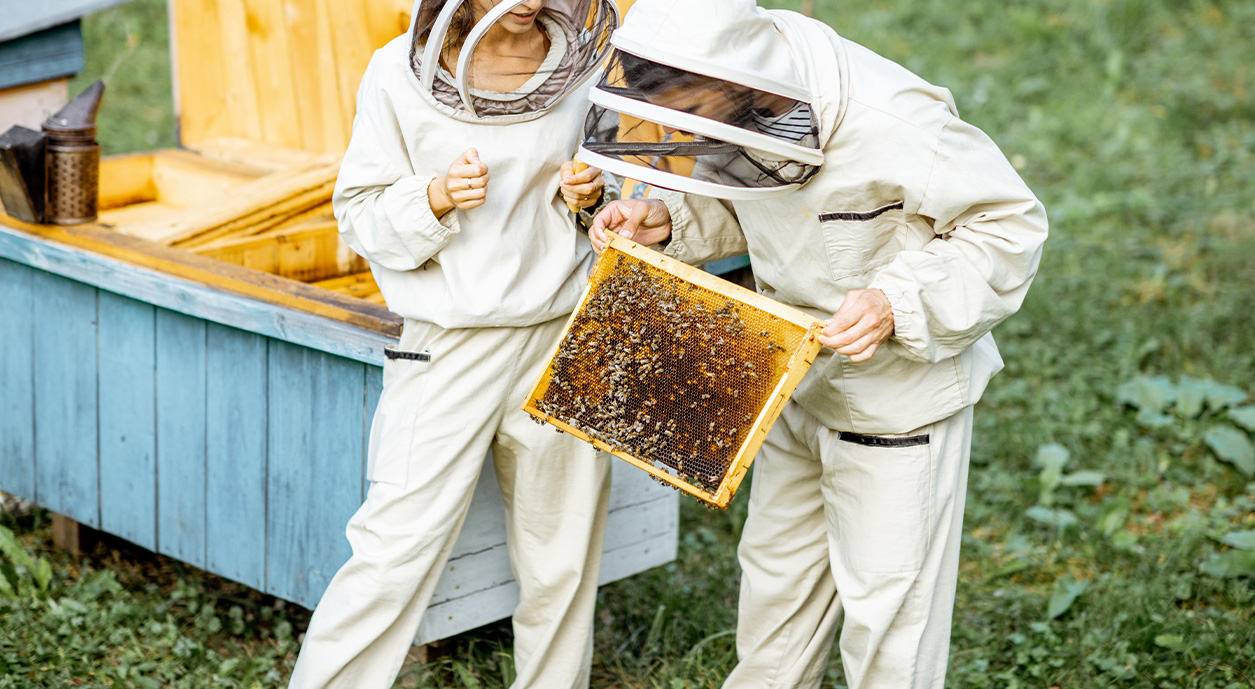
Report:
333,176,459,272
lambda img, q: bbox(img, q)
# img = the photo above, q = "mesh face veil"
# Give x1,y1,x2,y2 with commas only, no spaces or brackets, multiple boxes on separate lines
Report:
579,49,823,200
410,0,618,122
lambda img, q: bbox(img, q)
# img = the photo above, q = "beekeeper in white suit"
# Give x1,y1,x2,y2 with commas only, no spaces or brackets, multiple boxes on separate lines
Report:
586,1,1048,687
287,1,620,688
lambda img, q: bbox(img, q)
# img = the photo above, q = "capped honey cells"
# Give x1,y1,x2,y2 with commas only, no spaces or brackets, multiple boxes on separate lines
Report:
532,250,812,501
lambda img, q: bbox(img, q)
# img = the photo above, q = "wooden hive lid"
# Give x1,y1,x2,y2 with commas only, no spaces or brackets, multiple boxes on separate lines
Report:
170,0,413,156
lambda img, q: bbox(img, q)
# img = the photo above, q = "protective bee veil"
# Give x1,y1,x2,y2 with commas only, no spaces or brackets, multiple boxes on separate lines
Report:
579,0,824,199
410,0,619,122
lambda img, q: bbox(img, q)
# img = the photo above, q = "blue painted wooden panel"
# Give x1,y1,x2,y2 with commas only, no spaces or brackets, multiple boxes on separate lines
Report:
205,323,268,589
32,272,98,525
362,366,382,502
98,291,157,549
155,309,207,567
0,21,84,90
266,341,365,607
0,259,36,501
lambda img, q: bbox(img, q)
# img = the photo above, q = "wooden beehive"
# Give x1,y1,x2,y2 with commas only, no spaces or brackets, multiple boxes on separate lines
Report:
0,0,678,644
524,233,824,508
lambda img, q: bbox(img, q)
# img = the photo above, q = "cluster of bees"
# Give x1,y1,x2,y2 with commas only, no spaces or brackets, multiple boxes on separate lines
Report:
537,255,787,494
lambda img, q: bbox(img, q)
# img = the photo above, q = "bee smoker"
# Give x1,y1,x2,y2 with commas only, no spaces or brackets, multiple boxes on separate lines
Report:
0,125,46,224
41,80,105,225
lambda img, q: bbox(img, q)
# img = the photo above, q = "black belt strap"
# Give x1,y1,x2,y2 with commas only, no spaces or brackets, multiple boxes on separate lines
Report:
837,431,930,448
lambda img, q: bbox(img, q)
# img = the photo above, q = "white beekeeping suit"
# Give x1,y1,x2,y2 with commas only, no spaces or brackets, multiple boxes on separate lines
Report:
585,0,1048,687
288,2,619,688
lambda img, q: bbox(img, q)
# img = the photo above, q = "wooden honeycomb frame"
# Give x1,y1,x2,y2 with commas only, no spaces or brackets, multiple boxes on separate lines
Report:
523,233,824,508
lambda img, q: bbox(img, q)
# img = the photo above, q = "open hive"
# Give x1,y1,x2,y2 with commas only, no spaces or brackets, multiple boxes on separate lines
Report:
524,233,824,508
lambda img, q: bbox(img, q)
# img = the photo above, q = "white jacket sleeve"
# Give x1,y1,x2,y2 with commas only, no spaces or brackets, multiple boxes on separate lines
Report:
332,71,461,272
868,118,1048,364
654,189,748,265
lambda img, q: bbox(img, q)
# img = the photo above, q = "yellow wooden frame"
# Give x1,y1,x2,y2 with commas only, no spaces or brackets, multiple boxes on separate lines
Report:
523,233,824,509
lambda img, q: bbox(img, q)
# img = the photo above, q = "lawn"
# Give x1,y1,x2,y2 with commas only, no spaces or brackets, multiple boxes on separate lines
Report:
4,0,1254,687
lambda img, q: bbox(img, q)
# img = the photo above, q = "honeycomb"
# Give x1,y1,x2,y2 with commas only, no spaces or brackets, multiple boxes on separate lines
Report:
526,237,822,508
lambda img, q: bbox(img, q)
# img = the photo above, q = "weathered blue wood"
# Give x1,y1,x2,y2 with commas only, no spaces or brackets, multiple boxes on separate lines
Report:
155,308,207,567
362,366,382,502
0,259,36,501
0,225,394,366
204,323,268,589
0,1,130,42
0,21,83,90
265,341,365,608
32,272,98,526
97,291,157,549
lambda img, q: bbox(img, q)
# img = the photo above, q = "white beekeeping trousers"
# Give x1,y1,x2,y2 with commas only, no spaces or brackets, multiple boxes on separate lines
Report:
289,316,612,689
724,402,974,689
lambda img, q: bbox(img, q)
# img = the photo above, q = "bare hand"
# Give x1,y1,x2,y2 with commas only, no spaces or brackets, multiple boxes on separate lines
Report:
559,161,605,210
818,289,895,362
429,148,490,216
589,199,673,253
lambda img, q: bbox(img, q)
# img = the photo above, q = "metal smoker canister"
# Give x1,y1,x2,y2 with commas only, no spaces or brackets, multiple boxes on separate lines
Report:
42,80,104,225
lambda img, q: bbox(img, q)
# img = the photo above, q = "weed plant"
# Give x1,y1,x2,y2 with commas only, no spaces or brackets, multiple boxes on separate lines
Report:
5,0,1252,686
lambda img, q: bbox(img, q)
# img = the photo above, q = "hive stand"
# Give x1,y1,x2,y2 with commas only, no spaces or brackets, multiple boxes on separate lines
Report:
0,0,676,646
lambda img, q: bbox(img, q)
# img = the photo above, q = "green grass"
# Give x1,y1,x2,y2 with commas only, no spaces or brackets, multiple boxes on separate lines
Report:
6,0,1255,686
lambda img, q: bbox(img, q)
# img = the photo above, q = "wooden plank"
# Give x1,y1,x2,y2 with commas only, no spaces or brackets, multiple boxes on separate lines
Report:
97,201,185,228
284,0,337,154
414,492,677,645
97,291,157,550
183,137,336,171
51,513,97,557
313,271,384,305
242,0,303,150
150,149,265,209
0,21,84,91
155,308,208,567
324,0,376,142
0,259,36,501
204,323,268,589
169,0,230,145
265,341,365,607
193,219,367,283
212,0,264,143
98,153,157,211
121,162,337,247
32,271,98,526
0,223,400,365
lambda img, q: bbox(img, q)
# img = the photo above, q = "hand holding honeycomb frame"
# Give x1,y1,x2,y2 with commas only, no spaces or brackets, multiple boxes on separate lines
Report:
523,233,824,508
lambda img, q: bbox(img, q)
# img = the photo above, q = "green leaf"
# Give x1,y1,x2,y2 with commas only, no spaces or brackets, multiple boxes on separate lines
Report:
1059,470,1105,486
1229,406,1255,432
1200,380,1247,410
1204,425,1255,477
1175,376,1209,419
454,663,483,689
33,558,52,594
1026,506,1078,529
1116,376,1175,412
1200,550,1255,578
1097,497,1131,537
1154,634,1186,650
1046,574,1089,619
1034,444,1069,505
1218,531,1255,551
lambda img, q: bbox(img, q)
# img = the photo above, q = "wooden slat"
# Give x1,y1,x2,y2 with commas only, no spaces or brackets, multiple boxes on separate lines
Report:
324,0,376,143
170,0,231,145
119,162,337,247
193,217,368,283
32,272,98,526
98,153,157,211
313,271,384,305
265,341,365,607
243,0,303,150
97,201,185,227
286,0,339,154
0,259,36,501
0,221,401,363
150,148,267,209
155,309,208,567
98,291,157,550
184,137,336,171
213,0,264,143
205,323,269,589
